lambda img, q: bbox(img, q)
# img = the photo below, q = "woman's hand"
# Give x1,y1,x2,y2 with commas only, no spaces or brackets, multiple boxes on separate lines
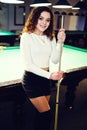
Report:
50,71,64,80
57,28,66,43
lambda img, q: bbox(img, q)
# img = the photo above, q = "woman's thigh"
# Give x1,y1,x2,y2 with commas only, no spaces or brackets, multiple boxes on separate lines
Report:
29,96,50,112
45,95,51,102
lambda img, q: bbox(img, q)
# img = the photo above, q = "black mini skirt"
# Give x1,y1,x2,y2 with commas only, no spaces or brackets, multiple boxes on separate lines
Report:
21,71,51,98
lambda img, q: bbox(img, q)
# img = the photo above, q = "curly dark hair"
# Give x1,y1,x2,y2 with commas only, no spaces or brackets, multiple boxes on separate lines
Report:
22,6,55,40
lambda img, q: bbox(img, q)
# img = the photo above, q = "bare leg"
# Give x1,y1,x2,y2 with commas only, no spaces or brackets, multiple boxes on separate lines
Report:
29,95,50,112
46,95,51,102
29,95,51,130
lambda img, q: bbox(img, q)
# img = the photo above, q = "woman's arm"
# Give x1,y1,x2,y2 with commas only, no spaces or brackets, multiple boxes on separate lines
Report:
50,28,66,64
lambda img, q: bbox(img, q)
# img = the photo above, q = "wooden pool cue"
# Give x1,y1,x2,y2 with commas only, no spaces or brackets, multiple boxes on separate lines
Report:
54,15,64,130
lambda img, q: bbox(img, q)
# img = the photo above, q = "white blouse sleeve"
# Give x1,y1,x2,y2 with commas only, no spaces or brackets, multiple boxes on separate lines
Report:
50,37,63,64
20,33,51,79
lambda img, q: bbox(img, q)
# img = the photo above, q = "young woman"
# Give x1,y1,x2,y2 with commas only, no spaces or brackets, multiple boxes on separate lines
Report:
20,6,66,130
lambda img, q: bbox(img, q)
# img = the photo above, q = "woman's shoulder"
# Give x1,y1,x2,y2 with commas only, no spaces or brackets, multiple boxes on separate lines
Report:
21,32,32,37
21,32,33,41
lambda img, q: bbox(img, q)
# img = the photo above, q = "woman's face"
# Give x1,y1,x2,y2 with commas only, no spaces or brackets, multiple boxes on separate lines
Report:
35,11,51,34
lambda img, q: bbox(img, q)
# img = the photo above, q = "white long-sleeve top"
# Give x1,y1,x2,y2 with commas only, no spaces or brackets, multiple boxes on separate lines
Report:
20,32,62,79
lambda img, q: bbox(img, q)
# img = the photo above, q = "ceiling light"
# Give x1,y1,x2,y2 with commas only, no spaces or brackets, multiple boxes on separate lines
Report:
72,0,87,10
52,0,72,9
30,0,52,7
0,0,24,4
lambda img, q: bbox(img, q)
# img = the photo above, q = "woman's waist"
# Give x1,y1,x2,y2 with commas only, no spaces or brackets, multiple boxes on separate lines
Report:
25,67,49,72
41,67,49,71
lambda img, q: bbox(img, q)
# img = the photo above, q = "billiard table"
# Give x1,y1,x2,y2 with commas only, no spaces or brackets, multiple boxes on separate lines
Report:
65,31,87,48
55,30,87,49
0,30,18,46
0,45,87,106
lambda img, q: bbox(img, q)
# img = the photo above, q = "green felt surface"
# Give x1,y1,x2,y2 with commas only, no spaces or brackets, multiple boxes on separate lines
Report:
0,30,16,36
0,45,87,83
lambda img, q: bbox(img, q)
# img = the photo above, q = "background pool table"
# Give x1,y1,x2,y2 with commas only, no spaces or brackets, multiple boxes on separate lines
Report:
55,30,87,49
0,30,18,46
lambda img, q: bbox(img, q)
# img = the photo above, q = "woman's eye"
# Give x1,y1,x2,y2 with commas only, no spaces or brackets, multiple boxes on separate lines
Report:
46,19,51,22
39,17,43,20
39,17,51,23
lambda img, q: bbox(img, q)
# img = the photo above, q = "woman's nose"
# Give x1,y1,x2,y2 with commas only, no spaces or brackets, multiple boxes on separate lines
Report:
43,20,46,24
